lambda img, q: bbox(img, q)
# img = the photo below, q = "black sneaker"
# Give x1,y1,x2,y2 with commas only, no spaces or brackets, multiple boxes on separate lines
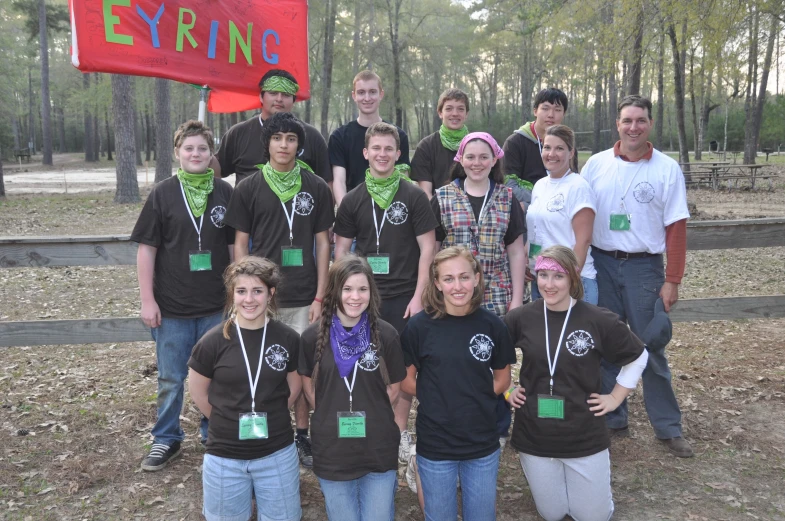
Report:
295,435,313,468
141,442,182,471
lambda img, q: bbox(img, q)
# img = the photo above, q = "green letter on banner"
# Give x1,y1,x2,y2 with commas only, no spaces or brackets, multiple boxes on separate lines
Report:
228,21,253,64
176,8,198,51
103,0,134,45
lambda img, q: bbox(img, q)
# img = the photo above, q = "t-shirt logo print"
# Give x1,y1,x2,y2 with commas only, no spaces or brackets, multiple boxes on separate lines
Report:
386,201,408,225
264,344,289,371
293,192,315,216
546,193,566,212
469,334,494,362
565,330,594,357
358,348,380,371
633,182,655,203
211,206,227,228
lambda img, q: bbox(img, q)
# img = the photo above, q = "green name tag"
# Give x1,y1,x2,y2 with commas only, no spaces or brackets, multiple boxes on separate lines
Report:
281,246,304,267
189,250,212,271
238,412,268,440
337,411,366,438
609,213,631,231
529,243,542,258
367,254,390,275
537,394,565,420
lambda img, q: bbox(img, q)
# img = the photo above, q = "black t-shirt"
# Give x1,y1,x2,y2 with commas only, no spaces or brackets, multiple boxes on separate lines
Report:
430,181,527,245
504,300,645,458
216,114,332,184
223,171,334,307
401,308,516,461
188,320,299,460
501,131,579,186
333,179,437,298
130,176,235,318
410,132,456,193
328,120,411,192
298,319,406,480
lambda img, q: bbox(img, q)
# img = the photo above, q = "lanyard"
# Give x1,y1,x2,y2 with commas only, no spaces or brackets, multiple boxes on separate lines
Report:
235,318,268,412
543,297,574,395
179,181,204,251
258,115,264,129
280,200,296,245
477,186,490,226
615,159,645,211
371,201,389,254
343,362,359,412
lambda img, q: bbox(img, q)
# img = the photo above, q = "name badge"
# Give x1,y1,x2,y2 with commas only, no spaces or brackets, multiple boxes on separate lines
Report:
537,394,565,420
529,243,542,258
367,254,390,275
238,412,268,440
281,246,304,267
189,250,212,271
337,411,366,438
609,213,631,231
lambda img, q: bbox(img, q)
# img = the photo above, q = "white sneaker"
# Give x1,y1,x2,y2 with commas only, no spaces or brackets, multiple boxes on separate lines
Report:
405,444,417,494
398,430,412,463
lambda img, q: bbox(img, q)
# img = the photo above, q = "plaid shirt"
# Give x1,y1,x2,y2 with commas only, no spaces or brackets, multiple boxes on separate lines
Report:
436,180,513,316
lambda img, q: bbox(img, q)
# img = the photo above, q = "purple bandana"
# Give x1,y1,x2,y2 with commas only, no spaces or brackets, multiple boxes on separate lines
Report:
330,313,371,378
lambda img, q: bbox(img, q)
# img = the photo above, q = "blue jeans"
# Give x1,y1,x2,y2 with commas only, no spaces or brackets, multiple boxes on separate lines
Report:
531,276,599,305
593,253,682,439
317,470,397,521
150,313,222,445
417,449,500,521
202,443,302,521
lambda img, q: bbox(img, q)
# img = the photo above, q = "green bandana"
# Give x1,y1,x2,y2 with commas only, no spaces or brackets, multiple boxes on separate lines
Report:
504,174,534,191
439,124,469,151
177,168,214,218
365,169,402,210
262,76,299,96
258,160,312,202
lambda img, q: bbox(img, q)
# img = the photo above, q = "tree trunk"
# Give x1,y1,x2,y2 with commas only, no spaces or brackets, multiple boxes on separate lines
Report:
320,0,337,139
133,104,143,167
667,23,690,179
592,55,603,153
743,12,758,163
387,0,404,127
56,106,65,153
12,116,21,150
628,7,644,95
746,14,778,165
154,78,172,183
112,75,140,203
83,73,94,161
351,0,361,120
38,0,53,165
28,69,36,152
609,71,619,143
105,105,113,161
655,28,665,150
144,106,152,162
689,49,699,157
0,143,5,198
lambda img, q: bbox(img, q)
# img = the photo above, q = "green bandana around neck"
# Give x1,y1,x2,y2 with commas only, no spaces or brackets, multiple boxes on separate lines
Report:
259,160,312,202
177,168,214,218
439,124,469,151
365,168,402,210
262,76,299,96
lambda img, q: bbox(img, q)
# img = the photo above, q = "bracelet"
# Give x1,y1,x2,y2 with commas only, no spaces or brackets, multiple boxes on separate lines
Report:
313,297,323,304
504,386,516,400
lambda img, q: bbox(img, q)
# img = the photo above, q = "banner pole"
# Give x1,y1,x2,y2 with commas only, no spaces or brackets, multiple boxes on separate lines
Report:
198,86,209,123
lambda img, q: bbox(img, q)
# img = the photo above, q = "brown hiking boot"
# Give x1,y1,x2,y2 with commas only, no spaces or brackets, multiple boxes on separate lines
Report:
658,436,694,458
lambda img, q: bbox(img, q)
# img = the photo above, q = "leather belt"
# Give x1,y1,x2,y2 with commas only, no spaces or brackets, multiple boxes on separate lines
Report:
592,246,660,260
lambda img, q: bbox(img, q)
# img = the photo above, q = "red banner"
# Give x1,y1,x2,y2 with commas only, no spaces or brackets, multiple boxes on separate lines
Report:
70,0,310,113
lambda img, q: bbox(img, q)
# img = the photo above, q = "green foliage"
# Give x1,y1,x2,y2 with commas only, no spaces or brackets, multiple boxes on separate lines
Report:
10,0,69,42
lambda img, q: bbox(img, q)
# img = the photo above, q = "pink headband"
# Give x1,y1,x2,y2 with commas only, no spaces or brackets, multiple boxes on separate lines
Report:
534,256,568,274
453,132,505,162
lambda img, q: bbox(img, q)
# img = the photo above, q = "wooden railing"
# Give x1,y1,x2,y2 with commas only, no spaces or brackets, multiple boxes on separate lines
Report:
2,217,785,347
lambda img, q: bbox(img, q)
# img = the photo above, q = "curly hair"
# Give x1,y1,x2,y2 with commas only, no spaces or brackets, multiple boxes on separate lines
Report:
221,256,282,339
422,247,485,319
260,112,306,162
311,254,390,389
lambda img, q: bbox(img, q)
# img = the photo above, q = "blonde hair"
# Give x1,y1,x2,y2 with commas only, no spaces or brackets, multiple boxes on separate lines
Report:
353,70,383,92
536,246,584,301
173,119,215,154
423,247,484,319
222,256,281,339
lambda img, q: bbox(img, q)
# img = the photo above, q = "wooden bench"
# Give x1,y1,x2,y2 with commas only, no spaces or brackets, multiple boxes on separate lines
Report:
13,148,32,162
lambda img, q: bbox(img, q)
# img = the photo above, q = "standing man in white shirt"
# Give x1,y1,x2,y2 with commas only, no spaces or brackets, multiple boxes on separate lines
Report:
581,95,693,458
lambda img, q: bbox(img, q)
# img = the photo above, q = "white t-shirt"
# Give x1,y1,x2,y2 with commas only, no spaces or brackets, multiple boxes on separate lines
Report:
581,148,690,254
527,172,597,279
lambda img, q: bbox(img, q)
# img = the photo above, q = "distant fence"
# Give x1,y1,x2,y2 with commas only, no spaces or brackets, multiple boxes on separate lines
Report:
1,218,785,347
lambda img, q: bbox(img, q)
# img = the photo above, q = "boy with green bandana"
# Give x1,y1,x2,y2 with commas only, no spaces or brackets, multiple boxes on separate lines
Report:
223,112,334,468
132,120,235,471
333,122,437,464
501,88,579,208
411,88,471,198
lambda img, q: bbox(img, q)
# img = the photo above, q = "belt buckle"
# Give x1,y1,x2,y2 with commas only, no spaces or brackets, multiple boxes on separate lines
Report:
615,250,630,260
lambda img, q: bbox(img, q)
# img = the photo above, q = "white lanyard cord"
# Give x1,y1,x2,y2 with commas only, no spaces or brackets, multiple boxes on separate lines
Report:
371,201,389,254
477,185,491,226
280,200,296,245
235,318,268,412
179,181,204,251
543,297,574,395
615,159,646,211
343,362,359,412
258,115,264,129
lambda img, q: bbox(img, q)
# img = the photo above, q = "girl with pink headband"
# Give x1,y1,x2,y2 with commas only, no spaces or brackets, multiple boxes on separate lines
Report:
503,245,649,521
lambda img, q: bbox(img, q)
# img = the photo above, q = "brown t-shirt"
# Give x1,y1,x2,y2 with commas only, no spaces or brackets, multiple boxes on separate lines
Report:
130,176,235,318
333,179,437,298
410,132,456,193
188,320,299,460
223,171,334,307
504,300,645,458
298,319,406,481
